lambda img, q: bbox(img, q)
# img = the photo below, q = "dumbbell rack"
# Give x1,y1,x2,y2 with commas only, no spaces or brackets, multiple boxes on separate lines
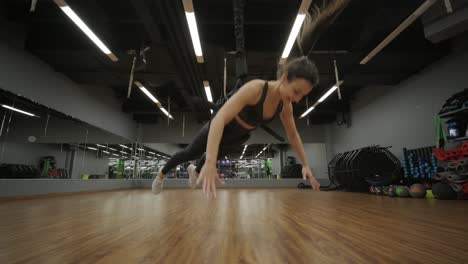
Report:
402,146,437,185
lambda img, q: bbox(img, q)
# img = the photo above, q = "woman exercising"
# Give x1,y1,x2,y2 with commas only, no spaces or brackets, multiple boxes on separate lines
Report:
152,0,351,197
152,56,321,196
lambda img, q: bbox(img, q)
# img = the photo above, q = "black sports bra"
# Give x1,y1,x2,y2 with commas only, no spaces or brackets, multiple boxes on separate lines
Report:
237,81,283,127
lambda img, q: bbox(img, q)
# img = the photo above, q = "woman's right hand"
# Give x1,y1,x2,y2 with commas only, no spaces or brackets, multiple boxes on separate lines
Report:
197,163,225,198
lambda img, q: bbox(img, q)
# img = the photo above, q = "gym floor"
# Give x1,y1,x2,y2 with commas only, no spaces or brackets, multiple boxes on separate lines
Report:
1,189,467,263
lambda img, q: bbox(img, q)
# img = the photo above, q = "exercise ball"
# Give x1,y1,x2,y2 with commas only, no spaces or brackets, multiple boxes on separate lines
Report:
409,183,426,198
395,186,410,197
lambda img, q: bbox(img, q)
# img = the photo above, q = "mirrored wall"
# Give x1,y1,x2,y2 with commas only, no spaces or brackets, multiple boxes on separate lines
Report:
0,88,171,180
0,87,328,181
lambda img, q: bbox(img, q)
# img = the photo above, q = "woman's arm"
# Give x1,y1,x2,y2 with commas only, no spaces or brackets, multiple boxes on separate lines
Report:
280,102,320,190
279,102,308,166
201,80,262,196
205,80,261,165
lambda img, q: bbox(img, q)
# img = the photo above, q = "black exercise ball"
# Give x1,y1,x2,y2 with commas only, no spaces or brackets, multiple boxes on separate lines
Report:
432,183,457,200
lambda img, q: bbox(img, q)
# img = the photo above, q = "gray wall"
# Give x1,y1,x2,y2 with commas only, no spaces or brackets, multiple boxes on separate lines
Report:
140,113,326,144
325,50,468,160
0,142,67,168
269,143,328,180
0,33,137,141
72,149,110,179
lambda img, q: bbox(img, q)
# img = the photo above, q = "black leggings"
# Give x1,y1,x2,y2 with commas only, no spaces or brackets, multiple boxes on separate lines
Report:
162,119,251,174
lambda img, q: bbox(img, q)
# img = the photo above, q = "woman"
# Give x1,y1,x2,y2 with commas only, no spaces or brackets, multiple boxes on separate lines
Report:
152,56,321,197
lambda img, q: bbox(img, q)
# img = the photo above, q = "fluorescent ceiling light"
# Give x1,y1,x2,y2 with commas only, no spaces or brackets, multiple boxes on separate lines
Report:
135,81,159,104
300,80,344,119
280,14,306,64
134,81,174,119
54,0,118,62
96,144,106,148
182,0,203,62
255,144,270,158
203,81,213,102
1,105,37,117
119,144,130,149
87,146,98,151
112,153,119,157
148,151,155,155
300,106,315,119
182,0,203,63
318,81,343,102
103,150,110,154
185,12,203,63
360,0,436,64
109,147,117,151
203,81,213,114
138,148,145,151
160,108,174,119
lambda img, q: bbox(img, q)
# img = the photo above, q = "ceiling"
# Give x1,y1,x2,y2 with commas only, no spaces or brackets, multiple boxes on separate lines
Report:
3,0,451,125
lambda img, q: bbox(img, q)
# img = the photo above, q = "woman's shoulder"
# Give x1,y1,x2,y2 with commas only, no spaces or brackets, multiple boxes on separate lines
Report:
244,79,266,88
234,79,265,105
238,79,266,94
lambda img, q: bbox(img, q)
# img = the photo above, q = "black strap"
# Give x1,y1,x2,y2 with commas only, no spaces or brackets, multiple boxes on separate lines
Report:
259,81,268,104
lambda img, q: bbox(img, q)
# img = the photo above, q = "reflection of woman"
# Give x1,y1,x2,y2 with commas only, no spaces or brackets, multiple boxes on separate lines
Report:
151,0,350,197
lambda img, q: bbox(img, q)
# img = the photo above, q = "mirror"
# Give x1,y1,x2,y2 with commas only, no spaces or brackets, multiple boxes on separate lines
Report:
0,87,328,181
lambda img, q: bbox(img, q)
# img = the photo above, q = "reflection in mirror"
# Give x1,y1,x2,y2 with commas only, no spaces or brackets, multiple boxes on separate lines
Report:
0,88,171,180
0,88,328,181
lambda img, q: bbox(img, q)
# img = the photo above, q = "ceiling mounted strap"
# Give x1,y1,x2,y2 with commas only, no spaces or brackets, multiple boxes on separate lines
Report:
444,0,453,13
167,97,171,126
44,113,50,136
127,55,137,99
233,0,248,79
334,60,342,100
182,113,185,138
30,0,38,12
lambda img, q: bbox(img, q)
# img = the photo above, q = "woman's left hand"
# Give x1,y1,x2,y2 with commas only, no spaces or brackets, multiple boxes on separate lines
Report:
302,166,320,190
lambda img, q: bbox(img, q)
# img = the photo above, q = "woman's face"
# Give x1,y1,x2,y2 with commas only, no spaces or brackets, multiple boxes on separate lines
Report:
279,75,313,103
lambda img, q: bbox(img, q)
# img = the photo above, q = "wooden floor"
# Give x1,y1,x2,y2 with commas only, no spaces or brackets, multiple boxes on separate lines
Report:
1,189,467,264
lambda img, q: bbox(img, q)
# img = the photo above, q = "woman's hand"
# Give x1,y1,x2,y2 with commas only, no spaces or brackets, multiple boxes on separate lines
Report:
302,166,320,190
197,163,225,198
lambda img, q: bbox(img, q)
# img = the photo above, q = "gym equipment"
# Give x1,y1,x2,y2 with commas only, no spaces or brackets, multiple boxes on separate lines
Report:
115,159,124,179
369,186,385,195
438,88,468,115
281,157,303,178
327,145,402,192
409,183,426,198
447,118,467,139
432,182,457,200
297,183,312,189
0,164,40,179
39,156,56,178
262,159,272,178
395,186,410,197
426,190,434,199
402,146,437,185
